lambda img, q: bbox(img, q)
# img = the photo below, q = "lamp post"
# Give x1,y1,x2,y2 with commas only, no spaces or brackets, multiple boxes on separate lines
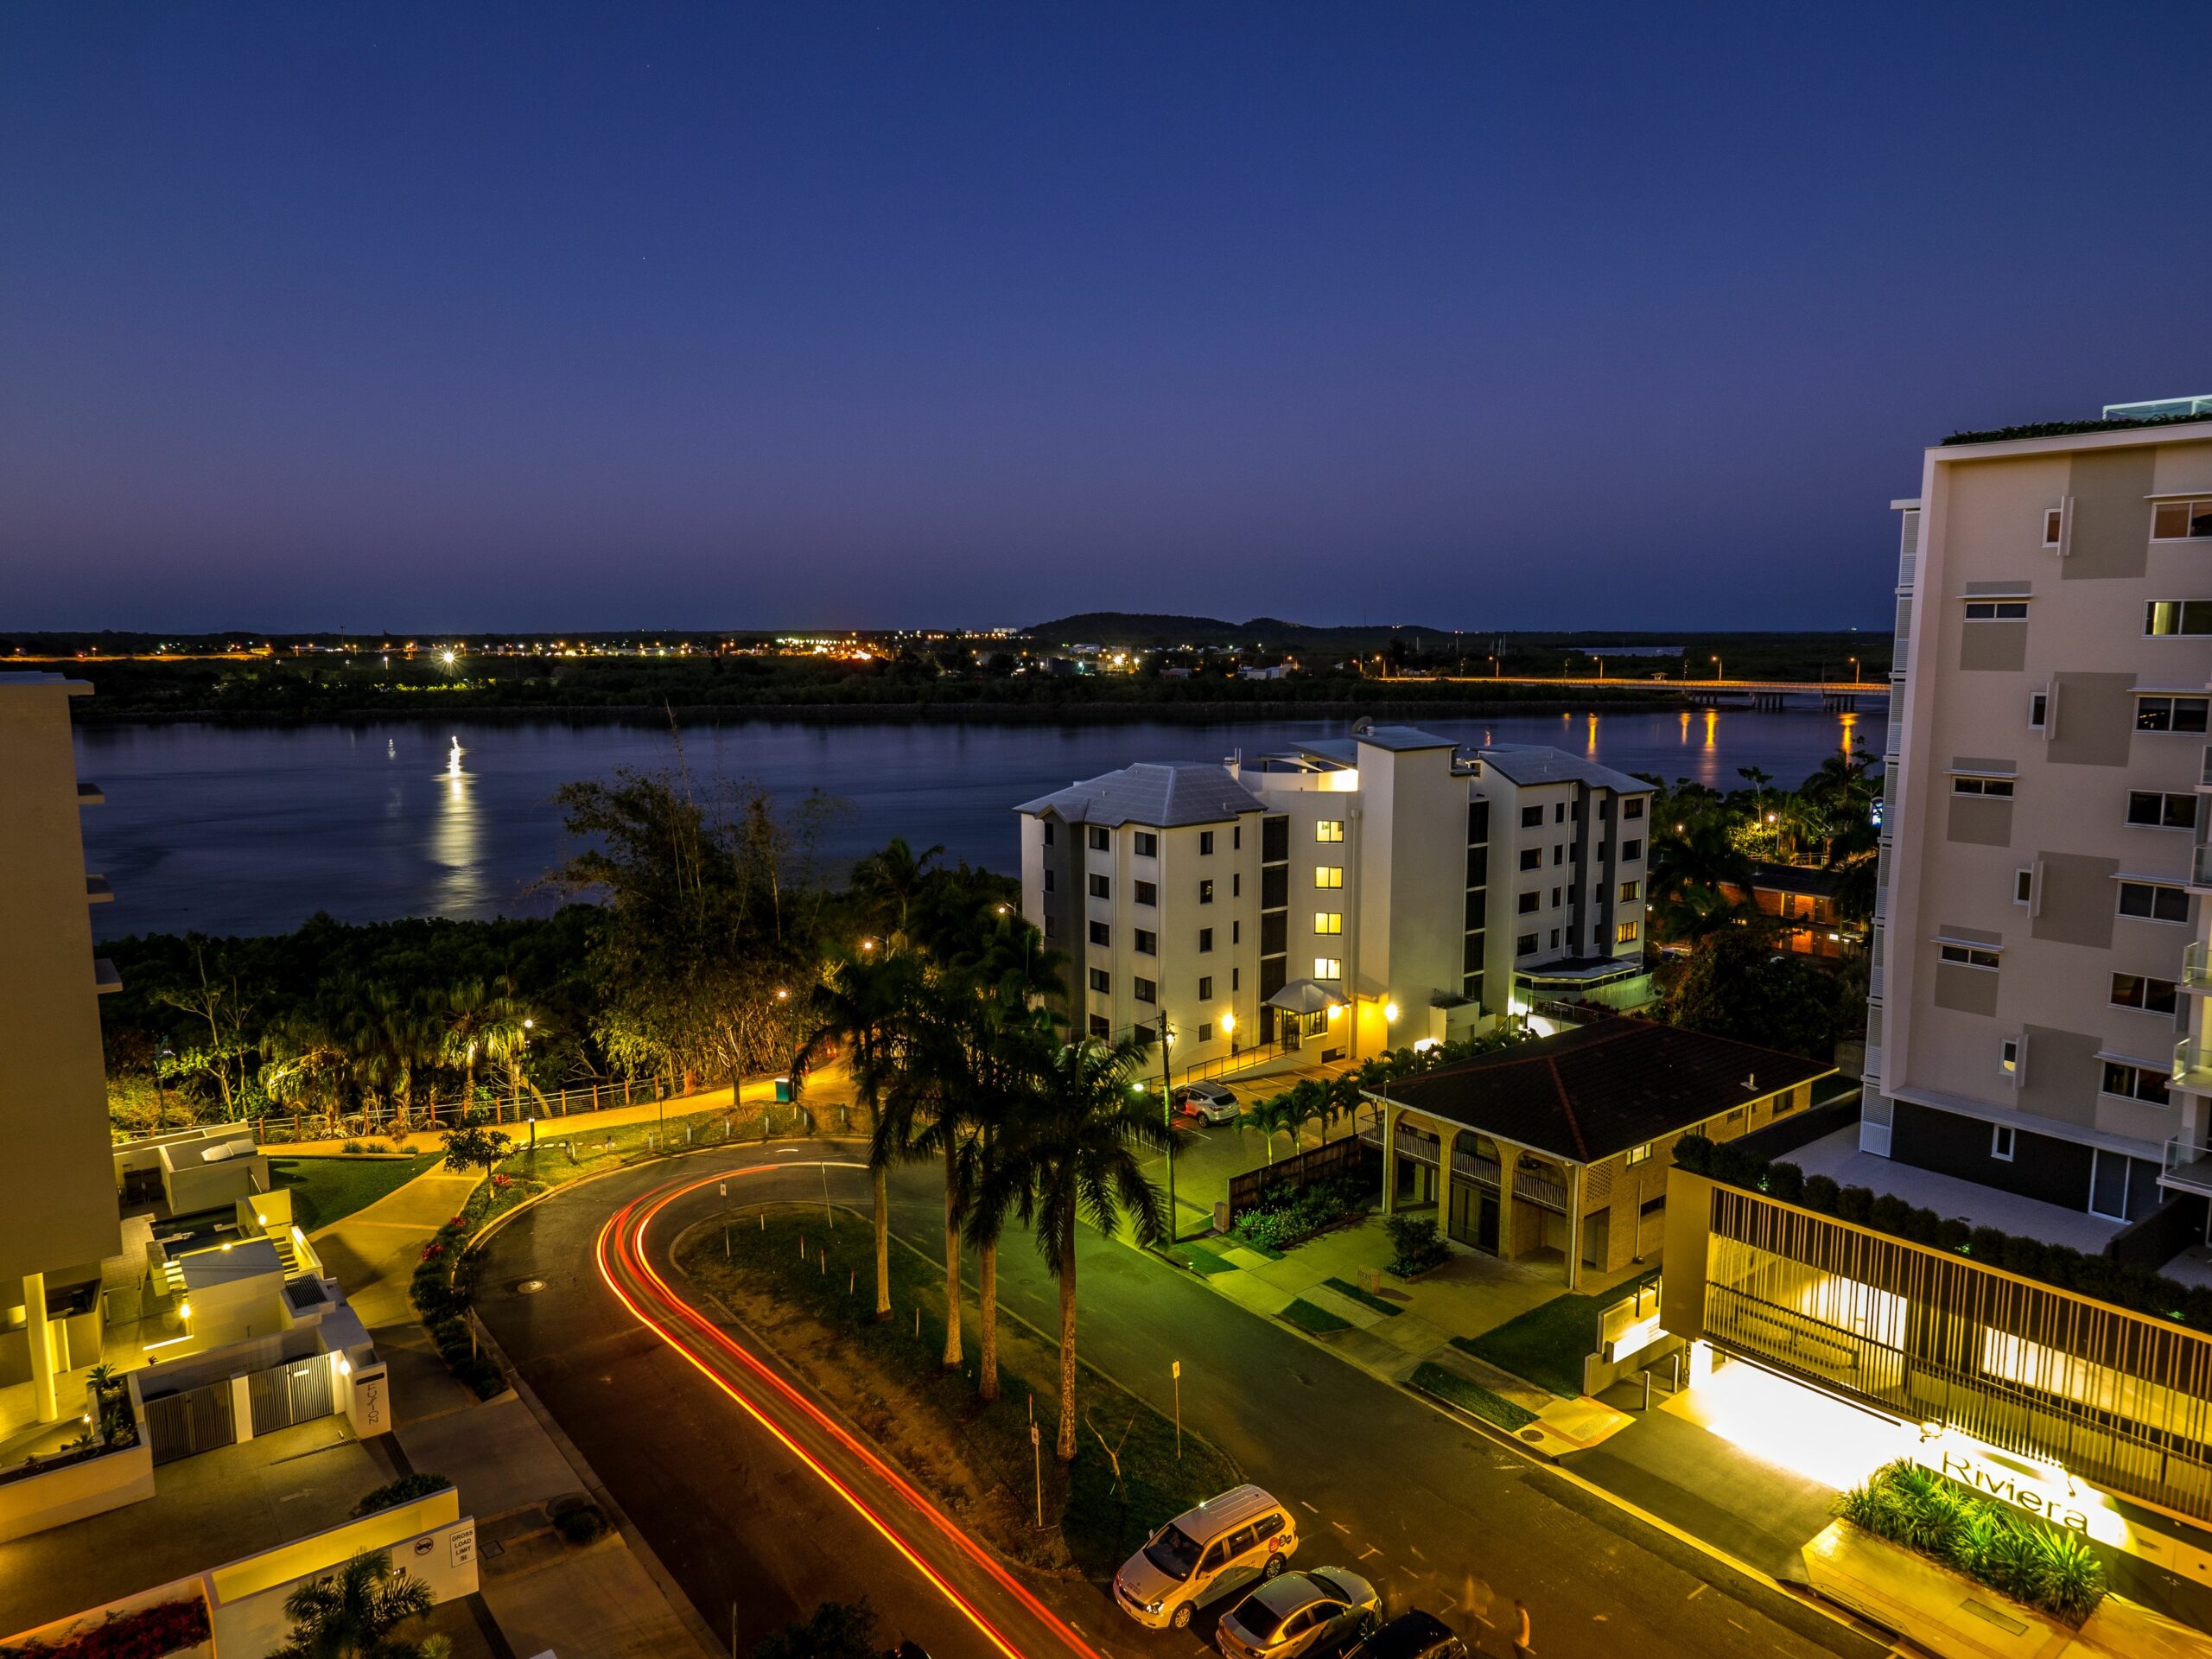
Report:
1156,1013,1177,1243
1712,653,1724,683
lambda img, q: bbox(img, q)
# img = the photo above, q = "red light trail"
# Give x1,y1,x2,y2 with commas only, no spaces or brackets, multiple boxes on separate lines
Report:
594,1166,1113,1659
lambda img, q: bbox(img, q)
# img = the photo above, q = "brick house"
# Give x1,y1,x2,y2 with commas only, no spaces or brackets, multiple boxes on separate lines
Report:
1366,1020,1834,1286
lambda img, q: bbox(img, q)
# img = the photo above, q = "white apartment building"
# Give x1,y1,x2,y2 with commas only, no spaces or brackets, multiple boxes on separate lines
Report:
1870,396,2212,1229
1015,721,1652,1076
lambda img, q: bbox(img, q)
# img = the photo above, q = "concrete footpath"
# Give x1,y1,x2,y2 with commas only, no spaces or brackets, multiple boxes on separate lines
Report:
315,1166,719,1659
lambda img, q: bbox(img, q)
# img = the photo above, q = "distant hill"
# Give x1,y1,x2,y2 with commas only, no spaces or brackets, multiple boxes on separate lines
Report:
1026,612,1382,646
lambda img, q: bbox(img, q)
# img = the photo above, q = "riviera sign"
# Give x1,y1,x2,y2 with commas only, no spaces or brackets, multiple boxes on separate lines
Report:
1922,1446,2090,1535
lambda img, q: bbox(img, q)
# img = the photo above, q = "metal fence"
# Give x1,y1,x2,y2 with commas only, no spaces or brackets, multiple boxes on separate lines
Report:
251,1077,715,1144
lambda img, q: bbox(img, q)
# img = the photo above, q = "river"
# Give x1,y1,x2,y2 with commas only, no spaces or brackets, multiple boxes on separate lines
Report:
73,708,1884,939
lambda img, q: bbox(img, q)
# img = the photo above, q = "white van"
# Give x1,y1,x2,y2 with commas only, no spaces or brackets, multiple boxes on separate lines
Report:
1113,1484,1299,1630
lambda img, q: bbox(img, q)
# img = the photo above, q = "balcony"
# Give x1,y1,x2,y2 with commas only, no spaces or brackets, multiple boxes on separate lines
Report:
86,874,113,905
2188,940,2212,995
93,957,122,995
1895,551,1916,591
1867,966,1885,1005
2174,1039,2212,1095
77,779,104,806
2164,1136,2212,1198
2202,746,2212,791
2194,844,2212,893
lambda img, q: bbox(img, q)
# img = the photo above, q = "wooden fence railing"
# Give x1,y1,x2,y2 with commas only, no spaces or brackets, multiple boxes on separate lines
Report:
1224,1135,1381,1224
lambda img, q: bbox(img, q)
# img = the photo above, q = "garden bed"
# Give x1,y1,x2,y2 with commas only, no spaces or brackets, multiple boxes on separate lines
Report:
672,1207,1238,1580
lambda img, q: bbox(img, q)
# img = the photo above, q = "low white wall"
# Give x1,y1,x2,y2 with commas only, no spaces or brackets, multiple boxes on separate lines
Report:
0,1440,156,1546
207,1500,476,1656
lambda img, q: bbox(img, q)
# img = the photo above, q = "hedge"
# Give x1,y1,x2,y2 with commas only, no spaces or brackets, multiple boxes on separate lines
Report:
1673,1134,2212,1334
8,1597,210,1659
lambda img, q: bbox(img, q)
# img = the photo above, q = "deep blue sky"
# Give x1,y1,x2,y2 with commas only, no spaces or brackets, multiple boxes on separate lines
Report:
4,4,2208,634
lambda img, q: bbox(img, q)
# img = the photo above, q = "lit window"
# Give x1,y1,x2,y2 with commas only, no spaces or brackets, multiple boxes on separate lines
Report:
1624,1142,1651,1166
2000,1039,2019,1075
2146,600,2212,637
1314,866,1343,889
1619,880,1640,902
1198,878,1215,904
2138,695,2211,733
1616,920,1639,945
1315,820,1344,843
1313,957,1343,982
1314,912,1343,935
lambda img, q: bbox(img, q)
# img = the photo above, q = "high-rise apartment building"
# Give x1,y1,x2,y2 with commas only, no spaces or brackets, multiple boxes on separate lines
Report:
1016,722,1651,1073
1869,397,2212,1228
0,673,122,1423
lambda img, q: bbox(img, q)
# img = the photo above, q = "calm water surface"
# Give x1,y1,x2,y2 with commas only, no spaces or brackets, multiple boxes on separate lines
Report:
75,708,1885,939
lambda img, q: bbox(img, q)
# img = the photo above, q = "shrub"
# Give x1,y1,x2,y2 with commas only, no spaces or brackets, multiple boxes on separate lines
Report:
1835,1185,1873,1225
550,1494,607,1544
1968,1226,2007,1263
1802,1173,1840,1213
353,1472,452,1517
342,1139,365,1156
1836,1459,2105,1624
1764,1160,1804,1204
1383,1215,1451,1278
20,1596,211,1659
1670,1133,1714,1175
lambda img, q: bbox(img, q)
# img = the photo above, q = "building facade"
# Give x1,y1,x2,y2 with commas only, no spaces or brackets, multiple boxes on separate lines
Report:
1015,723,1652,1076
1869,401,2212,1228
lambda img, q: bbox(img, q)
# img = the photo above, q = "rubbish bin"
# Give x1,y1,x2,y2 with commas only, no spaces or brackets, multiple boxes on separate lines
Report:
773,1076,793,1104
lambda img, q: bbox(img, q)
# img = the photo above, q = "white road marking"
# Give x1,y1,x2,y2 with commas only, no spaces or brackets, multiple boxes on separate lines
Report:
1358,1546,1380,1560
1408,1545,1427,1560
1300,1501,1319,1513
1687,1583,1707,1601
1330,1522,1351,1535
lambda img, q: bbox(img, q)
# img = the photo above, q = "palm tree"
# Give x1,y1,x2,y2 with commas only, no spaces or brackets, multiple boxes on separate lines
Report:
1647,810,1758,949
878,981,976,1370
262,1006,355,1125
794,944,917,1322
267,1549,445,1659
439,977,531,1114
995,1033,1172,1461
851,836,944,936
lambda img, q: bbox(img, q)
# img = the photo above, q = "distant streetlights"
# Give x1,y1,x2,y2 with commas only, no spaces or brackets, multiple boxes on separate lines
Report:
1712,654,1724,683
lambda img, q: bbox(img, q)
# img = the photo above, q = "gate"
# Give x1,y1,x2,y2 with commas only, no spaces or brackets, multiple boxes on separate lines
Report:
144,1378,236,1465
247,1355,335,1436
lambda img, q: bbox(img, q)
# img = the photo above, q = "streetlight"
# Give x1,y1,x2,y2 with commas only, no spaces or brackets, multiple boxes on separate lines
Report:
1712,654,1724,683
1849,654,1860,684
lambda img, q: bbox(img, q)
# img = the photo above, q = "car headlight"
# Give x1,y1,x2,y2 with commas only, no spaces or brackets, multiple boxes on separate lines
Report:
1145,1599,1164,1614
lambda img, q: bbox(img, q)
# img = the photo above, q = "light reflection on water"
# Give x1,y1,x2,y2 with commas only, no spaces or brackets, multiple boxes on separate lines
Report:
75,707,1885,938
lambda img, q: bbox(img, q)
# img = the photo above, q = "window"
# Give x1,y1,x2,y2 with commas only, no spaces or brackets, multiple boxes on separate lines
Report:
1198,927,1214,954
2127,791,2196,830
1622,838,1643,861
1254,1513,1285,1543
1232,967,1240,990
2000,1039,2019,1075
2102,1062,2170,1106
1088,874,1110,899
2152,499,2212,540
1198,878,1215,904
2137,695,2211,733
2029,691,2048,729
1233,826,1241,849
1640,1193,1667,1217
1313,957,1342,981
1198,830,1216,855
1134,929,1157,955
1043,869,1055,893
1619,879,1641,902
1992,1125,2016,1162
1088,1014,1109,1037
1624,798,1644,821
1134,880,1158,906
1232,921,1240,944
1089,920,1109,946
1087,825,1109,851
1552,844,1566,866
2013,868,2033,906
1315,820,1344,843
1554,802,1567,823
1516,933,1538,956
1043,820,1056,844
1964,601,2029,620
1132,976,1157,1004
1198,976,1213,1000
1939,943,2000,969
1549,928,1560,948
1518,891,1539,914
2146,600,2212,636
2112,973,2180,1015
1314,911,1343,935
1233,874,1242,898
1952,775,2014,798
1314,866,1343,889
1550,887,1562,907
1624,1142,1651,1166
1088,968,1110,994
2119,880,2190,923
1044,915,1057,939
1134,831,1158,858
1520,805,1542,828
1616,920,1640,945
1197,1022,1212,1043
2043,506,2065,548
1518,848,1541,871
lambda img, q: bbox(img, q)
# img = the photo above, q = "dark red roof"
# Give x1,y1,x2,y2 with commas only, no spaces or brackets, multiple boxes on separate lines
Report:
1378,1020,1834,1165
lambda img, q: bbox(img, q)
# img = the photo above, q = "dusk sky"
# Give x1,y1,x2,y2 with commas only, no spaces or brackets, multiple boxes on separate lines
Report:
4,3,2208,635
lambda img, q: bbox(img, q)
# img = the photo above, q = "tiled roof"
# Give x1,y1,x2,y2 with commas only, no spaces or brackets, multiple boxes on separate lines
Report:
1015,762,1263,828
1377,1020,1834,1165
1475,745,1653,795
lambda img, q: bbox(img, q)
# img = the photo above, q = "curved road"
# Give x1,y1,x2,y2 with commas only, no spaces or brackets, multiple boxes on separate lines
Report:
474,1147,1884,1659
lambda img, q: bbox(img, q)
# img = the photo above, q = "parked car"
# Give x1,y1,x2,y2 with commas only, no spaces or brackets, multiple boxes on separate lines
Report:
1344,1610,1468,1659
1215,1567,1381,1658
1114,1484,1298,1630
1175,1082,1240,1124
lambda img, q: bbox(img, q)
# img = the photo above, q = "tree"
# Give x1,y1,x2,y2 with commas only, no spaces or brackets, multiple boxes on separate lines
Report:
1662,928,1847,1059
154,935,256,1120
876,979,976,1371
793,944,918,1322
440,1123,512,1179
994,1033,1172,1460
750,1599,880,1659
849,836,944,937
439,978,530,1109
264,1549,447,1659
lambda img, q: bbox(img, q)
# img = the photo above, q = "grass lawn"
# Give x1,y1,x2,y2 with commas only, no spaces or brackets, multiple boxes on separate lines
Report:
1408,1362,1537,1432
1452,1293,1607,1398
676,1208,1240,1579
1322,1275,1402,1317
275,1154,439,1233
1279,1297,1353,1334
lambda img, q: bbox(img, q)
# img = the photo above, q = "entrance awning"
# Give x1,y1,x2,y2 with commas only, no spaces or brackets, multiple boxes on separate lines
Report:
1268,978,1346,1016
